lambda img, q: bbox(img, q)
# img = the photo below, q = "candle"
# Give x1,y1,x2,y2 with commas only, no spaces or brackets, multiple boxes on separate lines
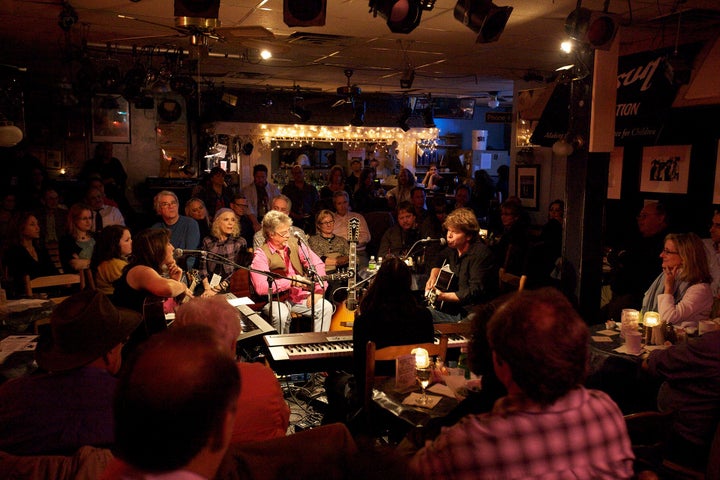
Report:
412,347,430,368
643,311,660,327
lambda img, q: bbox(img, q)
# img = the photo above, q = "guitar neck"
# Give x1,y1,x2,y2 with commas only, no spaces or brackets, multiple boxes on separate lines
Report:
347,242,357,309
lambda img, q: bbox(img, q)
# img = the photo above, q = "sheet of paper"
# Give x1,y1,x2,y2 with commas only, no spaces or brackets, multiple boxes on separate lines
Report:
402,392,442,408
395,354,416,390
226,297,254,306
428,382,455,398
596,329,620,336
592,335,613,343
0,335,38,364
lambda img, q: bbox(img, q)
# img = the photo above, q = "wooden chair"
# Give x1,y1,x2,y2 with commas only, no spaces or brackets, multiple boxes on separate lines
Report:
364,338,448,419
498,267,527,292
82,268,96,291
24,273,85,304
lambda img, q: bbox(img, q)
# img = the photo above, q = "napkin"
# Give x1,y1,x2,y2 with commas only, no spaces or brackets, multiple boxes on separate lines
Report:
613,344,645,356
403,392,442,408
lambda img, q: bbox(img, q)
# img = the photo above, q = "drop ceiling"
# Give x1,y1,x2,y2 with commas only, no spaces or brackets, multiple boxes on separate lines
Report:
0,0,719,99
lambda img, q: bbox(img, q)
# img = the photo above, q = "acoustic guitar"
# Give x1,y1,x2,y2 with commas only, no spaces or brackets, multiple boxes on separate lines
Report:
329,218,360,331
425,262,454,310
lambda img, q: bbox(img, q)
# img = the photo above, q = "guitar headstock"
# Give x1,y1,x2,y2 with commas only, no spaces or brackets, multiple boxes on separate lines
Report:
348,217,360,244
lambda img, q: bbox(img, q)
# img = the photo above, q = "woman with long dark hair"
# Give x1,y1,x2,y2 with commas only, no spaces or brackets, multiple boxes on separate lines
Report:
90,224,132,295
3,212,58,297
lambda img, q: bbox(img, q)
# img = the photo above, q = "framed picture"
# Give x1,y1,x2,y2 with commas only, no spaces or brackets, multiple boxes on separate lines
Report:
516,165,540,210
91,94,131,143
607,146,624,199
45,149,63,170
640,145,691,194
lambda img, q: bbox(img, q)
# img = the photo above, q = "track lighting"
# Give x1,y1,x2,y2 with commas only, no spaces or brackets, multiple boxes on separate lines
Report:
350,99,366,127
397,107,412,131
453,0,512,43
564,7,619,51
290,104,311,122
400,68,415,89
368,0,436,34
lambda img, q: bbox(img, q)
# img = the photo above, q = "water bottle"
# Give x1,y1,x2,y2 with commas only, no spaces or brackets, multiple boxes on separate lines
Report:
368,256,376,271
457,346,470,379
377,256,383,267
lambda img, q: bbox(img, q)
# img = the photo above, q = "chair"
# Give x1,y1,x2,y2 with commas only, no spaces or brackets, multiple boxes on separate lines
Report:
498,267,527,292
364,338,448,420
82,268,95,291
24,273,85,303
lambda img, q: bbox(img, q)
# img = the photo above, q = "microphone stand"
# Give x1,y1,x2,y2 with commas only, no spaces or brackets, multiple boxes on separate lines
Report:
296,238,328,331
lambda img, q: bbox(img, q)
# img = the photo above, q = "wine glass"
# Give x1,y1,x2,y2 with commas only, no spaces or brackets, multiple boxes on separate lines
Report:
416,367,432,405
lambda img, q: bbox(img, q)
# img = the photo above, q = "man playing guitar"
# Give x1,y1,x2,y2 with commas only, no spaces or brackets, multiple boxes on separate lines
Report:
424,208,498,323
250,210,333,333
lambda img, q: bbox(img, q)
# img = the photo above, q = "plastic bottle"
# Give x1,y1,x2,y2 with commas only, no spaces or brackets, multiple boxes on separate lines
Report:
368,256,376,271
457,346,470,379
377,256,383,267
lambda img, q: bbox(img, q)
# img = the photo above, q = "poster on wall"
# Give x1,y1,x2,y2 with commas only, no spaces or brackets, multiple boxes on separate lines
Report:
713,140,720,204
607,147,624,199
640,145,691,194
91,94,130,143
516,165,539,210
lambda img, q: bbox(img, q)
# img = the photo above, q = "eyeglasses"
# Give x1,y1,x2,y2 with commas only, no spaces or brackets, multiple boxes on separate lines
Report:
274,229,291,238
159,201,178,208
319,220,335,225
662,249,679,255
233,202,248,207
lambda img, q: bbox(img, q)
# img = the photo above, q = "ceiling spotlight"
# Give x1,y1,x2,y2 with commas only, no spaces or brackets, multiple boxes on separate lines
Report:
369,0,436,34
564,7,619,50
400,67,415,89
487,95,500,109
423,105,435,128
397,106,412,131
350,99,366,126
260,49,272,60
560,40,573,54
290,103,311,122
453,0,513,43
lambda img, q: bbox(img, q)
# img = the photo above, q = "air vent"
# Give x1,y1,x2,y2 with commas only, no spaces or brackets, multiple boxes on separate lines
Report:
287,32,353,47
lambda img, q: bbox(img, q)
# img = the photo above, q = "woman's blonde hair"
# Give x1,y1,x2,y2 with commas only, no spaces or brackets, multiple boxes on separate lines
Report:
666,232,712,285
211,210,240,239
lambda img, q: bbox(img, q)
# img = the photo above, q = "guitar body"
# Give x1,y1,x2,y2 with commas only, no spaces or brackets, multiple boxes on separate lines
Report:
330,218,360,331
426,262,454,310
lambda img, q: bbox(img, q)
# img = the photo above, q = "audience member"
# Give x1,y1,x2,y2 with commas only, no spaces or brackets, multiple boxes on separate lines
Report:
242,163,280,221
353,167,380,213
410,288,635,479
252,194,307,250
112,228,192,314
410,186,428,224
378,201,420,258
642,329,720,471
452,184,473,212
425,208,497,323
0,189,19,241
308,209,349,274
151,190,200,269
250,210,332,333
495,164,509,202
471,169,496,223
85,186,125,233
324,258,434,426
16,164,49,211
194,166,233,217
320,165,346,211
108,325,239,479
421,163,442,192
489,199,530,277
88,175,119,208
198,208,249,296
59,203,95,273
34,186,68,246
332,190,370,266
0,290,141,455
640,232,713,328
185,197,212,240
606,201,670,321
386,167,414,211
345,158,362,194
537,199,564,286
174,296,290,444
80,142,128,207
91,224,132,296
282,164,320,234
703,209,720,296
3,212,58,298
229,192,260,247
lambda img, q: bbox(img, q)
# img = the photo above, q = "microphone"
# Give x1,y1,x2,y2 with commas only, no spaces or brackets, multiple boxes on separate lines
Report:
418,237,447,245
173,248,209,258
293,231,309,245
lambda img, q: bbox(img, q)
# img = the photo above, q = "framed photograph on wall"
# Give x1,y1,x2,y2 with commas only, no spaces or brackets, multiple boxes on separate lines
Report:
516,165,540,210
640,145,691,194
607,146,624,199
91,94,131,143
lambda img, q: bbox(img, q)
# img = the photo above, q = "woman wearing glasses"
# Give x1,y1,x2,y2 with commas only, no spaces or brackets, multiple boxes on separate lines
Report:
308,210,349,275
641,232,713,329
59,203,96,273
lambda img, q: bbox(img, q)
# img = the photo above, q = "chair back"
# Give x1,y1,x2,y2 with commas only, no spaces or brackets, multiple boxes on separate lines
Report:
364,338,447,416
24,273,84,302
498,267,527,292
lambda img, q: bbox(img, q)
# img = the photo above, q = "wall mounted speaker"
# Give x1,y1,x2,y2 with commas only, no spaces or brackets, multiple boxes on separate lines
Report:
284,0,326,27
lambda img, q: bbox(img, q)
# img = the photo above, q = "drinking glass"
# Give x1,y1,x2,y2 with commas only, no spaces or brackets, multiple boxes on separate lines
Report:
416,367,432,405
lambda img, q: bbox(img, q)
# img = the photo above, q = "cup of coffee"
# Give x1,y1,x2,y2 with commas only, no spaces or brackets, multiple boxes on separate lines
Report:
625,330,643,354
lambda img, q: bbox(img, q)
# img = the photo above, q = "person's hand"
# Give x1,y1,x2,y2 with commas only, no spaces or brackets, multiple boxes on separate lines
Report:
167,262,183,281
201,288,216,298
70,257,90,271
663,265,680,292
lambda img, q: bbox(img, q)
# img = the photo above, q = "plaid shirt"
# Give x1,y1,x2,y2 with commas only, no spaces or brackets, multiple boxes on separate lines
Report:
199,235,247,278
410,386,634,480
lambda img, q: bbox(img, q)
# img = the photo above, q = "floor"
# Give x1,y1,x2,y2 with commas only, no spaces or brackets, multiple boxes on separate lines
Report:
277,372,328,435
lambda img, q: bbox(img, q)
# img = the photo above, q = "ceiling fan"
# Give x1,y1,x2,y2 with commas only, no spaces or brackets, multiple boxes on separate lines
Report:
475,91,513,108
332,69,361,108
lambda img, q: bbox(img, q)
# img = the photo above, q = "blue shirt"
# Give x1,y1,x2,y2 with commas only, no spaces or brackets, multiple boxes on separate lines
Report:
153,215,200,269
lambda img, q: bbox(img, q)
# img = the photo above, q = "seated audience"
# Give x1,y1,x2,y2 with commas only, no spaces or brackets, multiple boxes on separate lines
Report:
421,163,443,192
282,164,320,234
106,325,239,480
642,328,720,471
0,290,141,455
84,186,125,233
324,258,434,426
345,158,362,195
332,190,370,267
193,166,233,218
471,169,496,224
59,203,95,273
386,167,414,211
91,225,132,296
151,190,200,270
378,201,420,259
229,192,260,247
184,197,212,240
198,208,248,297
250,210,333,333
410,288,635,479
308,209,349,274
537,199,564,286
319,165,347,211
489,199,530,277
3,212,58,298
703,209,720,296
174,296,290,443
640,232,713,328
253,194,307,250
352,167,381,213
425,208,497,323
242,163,281,222
451,184,473,212
34,186,68,246
410,186,428,224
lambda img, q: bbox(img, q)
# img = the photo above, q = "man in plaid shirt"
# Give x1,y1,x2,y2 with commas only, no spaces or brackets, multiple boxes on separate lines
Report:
411,288,635,479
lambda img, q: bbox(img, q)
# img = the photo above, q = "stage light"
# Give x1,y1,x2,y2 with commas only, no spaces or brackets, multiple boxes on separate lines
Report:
400,68,415,89
350,99,366,126
284,0,326,27
453,0,512,43
565,7,619,50
423,105,435,128
397,107,411,131
290,104,311,122
369,0,436,34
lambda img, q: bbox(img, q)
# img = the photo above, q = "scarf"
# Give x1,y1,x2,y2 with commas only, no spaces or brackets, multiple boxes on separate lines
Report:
641,272,690,315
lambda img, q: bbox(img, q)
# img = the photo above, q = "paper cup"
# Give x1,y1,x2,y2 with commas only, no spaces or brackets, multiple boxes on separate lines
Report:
625,331,642,354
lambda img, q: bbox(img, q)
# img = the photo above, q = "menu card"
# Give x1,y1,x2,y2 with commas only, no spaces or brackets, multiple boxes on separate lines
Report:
395,354,416,390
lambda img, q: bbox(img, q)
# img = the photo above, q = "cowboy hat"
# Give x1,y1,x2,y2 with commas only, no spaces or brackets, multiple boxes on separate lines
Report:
36,290,142,372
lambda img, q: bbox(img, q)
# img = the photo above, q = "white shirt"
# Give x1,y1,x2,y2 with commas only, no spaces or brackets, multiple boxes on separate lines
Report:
702,238,720,296
94,204,125,231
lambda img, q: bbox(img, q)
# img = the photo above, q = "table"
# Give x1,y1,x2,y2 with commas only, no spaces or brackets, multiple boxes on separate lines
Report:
372,376,459,429
0,299,55,384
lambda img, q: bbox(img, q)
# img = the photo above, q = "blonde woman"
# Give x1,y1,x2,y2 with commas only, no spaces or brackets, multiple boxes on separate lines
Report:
198,208,248,297
58,203,95,273
641,232,713,328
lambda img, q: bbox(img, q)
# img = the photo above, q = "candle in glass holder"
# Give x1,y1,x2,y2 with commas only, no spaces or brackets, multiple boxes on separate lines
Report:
643,311,661,344
621,309,640,338
412,347,430,368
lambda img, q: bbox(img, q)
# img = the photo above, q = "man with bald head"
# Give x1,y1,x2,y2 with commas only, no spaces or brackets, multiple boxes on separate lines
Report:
109,326,240,479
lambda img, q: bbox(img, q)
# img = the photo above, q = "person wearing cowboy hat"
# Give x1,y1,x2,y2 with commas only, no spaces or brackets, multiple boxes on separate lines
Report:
0,289,141,455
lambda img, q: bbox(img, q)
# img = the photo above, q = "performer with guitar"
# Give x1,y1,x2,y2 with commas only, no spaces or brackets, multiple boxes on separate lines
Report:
424,208,498,323
250,210,333,333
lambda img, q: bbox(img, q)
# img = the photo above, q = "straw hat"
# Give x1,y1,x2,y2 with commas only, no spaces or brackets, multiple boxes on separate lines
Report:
36,290,142,372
